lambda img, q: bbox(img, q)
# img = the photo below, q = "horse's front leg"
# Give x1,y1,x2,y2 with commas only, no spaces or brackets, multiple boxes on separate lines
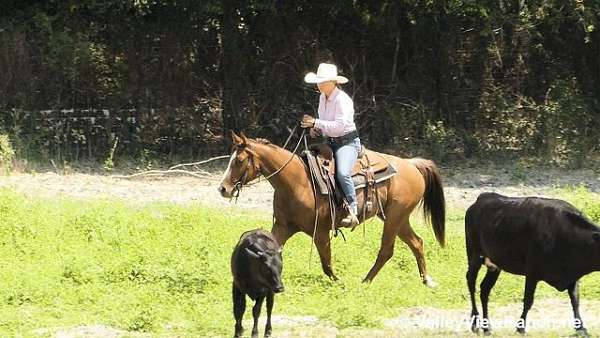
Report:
271,222,297,248
314,227,338,281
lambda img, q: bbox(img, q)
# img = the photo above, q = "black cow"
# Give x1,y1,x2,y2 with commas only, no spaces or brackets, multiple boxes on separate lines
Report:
231,229,284,338
465,192,600,336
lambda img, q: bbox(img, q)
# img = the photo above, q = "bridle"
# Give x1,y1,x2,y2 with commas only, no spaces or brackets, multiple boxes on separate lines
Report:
230,126,306,200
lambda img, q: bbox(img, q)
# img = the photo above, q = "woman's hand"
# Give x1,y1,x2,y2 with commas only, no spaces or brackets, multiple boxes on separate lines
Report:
301,114,316,129
309,127,321,138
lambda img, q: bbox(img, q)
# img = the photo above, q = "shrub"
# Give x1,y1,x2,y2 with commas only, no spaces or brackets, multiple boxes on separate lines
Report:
0,134,15,174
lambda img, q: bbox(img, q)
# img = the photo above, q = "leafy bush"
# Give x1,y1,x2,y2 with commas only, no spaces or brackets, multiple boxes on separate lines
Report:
541,78,595,167
0,134,15,174
423,120,459,161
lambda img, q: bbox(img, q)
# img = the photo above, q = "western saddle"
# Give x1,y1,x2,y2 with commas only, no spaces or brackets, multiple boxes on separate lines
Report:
302,143,397,229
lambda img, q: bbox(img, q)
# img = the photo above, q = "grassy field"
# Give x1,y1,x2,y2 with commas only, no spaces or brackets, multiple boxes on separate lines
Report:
0,187,599,337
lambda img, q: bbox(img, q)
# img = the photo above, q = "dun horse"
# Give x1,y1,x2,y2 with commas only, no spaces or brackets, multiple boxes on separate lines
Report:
219,132,445,286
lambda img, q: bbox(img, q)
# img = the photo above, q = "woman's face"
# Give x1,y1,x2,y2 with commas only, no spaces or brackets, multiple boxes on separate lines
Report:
317,81,336,96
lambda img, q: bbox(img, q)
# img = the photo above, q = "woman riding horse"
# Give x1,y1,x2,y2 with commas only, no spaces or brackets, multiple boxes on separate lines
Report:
301,62,360,228
218,63,446,287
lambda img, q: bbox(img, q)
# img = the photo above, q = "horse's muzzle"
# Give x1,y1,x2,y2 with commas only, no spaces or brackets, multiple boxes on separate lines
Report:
218,185,232,198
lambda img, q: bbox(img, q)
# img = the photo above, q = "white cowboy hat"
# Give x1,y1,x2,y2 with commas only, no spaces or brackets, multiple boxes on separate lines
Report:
304,63,349,84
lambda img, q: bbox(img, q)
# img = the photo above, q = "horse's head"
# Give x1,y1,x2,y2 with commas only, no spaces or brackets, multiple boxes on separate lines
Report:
218,131,262,198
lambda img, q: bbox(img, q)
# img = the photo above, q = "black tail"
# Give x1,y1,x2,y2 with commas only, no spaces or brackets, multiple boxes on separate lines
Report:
410,158,446,247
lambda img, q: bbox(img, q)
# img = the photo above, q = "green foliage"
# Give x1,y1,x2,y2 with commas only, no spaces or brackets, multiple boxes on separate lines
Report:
423,121,458,161
0,134,15,174
139,148,156,171
541,78,595,167
555,186,600,223
2,1,599,162
1,188,600,336
103,137,118,171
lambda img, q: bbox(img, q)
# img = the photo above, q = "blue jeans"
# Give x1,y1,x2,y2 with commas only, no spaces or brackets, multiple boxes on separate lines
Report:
330,138,361,214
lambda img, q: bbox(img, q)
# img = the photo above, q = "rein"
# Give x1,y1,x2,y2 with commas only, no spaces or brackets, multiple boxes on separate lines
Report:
231,126,305,198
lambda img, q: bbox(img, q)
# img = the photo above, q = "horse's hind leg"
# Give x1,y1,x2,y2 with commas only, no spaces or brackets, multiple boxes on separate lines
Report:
397,221,437,288
362,215,402,283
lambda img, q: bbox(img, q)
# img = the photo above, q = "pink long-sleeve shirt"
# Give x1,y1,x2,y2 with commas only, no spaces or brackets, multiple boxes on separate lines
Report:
314,87,357,138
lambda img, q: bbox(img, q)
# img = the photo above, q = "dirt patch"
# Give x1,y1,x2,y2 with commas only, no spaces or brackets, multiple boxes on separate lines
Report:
234,300,600,338
33,325,150,338
0,172,274,210
441,165,600,209
382,298,600,336
1,166,598,211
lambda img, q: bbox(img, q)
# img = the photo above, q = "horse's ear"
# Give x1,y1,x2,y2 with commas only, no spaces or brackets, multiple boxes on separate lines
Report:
230,130,242,145
240,132,249,145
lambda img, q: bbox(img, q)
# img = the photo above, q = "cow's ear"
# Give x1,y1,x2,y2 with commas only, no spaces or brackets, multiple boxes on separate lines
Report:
593,232,600,243
244,247,260,259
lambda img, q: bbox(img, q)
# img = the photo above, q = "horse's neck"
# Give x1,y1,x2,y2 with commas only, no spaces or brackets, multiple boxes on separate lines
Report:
254,143,310,193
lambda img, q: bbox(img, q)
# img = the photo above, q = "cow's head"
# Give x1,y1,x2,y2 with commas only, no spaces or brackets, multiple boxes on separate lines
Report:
244,245,284,293
218,131,261,198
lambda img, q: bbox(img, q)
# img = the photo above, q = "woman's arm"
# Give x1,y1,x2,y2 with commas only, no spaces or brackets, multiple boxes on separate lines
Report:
314,95,353,137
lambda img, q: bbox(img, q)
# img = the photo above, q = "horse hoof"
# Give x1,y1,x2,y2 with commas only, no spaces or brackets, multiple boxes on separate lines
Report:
516,327,526,335
576,328,589,338
423,275,437,288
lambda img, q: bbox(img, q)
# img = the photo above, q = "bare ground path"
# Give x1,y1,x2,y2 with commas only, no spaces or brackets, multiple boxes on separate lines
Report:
0,166,598,210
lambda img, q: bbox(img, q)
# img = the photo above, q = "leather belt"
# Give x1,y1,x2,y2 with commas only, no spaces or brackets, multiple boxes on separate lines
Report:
325,130,359,147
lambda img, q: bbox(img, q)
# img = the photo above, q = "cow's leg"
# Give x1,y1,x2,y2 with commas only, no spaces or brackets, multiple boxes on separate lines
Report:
567,280,588,337
466,255,483,333
314,227,338,280
363,214,401,283
264,292,274,337
232,284,246,338
251,296,265,338
516,276,538,334
397,221,436,288
480,268,501,335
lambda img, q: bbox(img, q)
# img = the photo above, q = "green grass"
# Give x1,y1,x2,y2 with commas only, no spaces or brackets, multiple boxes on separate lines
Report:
0,187,599,337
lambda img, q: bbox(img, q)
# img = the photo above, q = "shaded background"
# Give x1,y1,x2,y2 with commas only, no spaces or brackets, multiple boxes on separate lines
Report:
1,0,599,166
